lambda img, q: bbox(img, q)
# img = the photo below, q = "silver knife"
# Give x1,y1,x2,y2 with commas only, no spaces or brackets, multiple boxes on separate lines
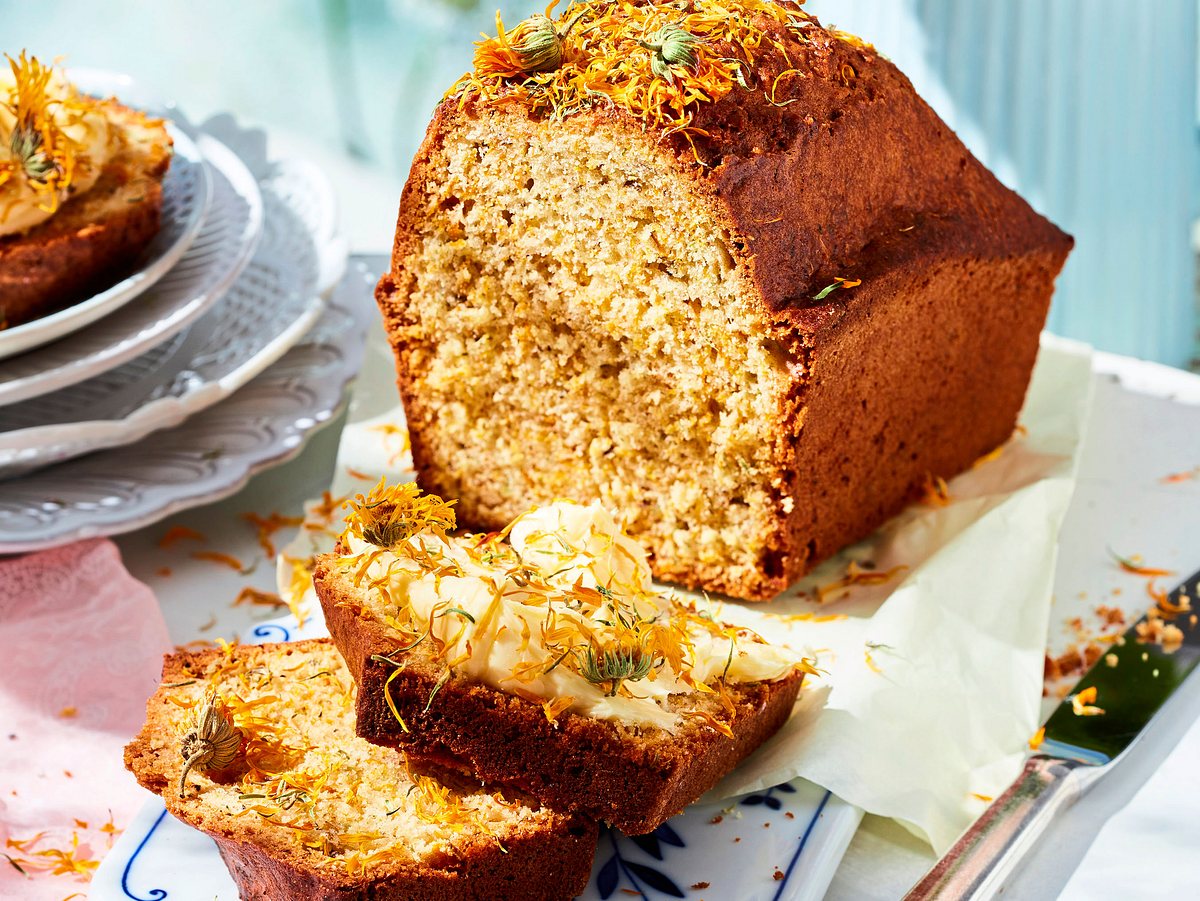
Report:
905,565,1200,899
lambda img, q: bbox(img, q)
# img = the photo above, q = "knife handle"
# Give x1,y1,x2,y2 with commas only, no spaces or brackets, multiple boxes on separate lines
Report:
903,755,1089,900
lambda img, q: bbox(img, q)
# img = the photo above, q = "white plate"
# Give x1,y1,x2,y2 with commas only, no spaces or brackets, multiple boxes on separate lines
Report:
91,606,863,901
0,131,263,406
0,124,211,361
0,148,334,476
0,261,371,551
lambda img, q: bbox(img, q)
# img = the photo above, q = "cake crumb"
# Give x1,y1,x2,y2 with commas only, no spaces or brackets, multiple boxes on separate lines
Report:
785,811,795,820
773,869,785,881
709,815,723,825
1161,623,1180,652
692,882,711,890
1136,613,1185,653
1104,653,1119,668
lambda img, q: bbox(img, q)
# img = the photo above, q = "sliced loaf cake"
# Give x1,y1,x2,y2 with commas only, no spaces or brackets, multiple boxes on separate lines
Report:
314,481,811,834
376,0,1072,600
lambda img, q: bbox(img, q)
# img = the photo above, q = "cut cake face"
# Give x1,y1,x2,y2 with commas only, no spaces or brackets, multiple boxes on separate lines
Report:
376,0,1072,600
382,108,795,600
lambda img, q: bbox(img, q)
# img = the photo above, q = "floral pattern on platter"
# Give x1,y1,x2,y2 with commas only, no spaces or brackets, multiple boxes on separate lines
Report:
91,612,861,901
591,782,836,900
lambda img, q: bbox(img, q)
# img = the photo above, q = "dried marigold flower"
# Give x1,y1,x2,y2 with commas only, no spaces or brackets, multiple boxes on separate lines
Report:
344,478,457,550
1,52,81,211
640,23,701,83
178,695,243,797
474,11,584,79
579,641,657,697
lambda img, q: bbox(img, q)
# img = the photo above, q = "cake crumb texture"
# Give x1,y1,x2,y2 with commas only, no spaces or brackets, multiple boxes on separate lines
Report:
378,0,1072,600
124,639,597,901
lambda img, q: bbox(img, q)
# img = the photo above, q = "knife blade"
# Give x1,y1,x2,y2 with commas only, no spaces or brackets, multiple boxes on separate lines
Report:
905,564,1200,900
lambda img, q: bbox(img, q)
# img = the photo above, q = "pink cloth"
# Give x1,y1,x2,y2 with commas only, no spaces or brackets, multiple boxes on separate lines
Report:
0,539,171,900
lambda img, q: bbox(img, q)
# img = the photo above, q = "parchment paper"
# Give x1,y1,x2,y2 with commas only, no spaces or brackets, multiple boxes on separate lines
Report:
281,331,1094,855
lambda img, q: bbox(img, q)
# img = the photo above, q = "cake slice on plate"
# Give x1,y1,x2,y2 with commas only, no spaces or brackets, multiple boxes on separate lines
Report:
125,639,597,901
375,0,1072,600
314,481,813,835
1,51,172,326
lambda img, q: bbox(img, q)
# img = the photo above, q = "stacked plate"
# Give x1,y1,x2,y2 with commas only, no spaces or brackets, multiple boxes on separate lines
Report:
0,81,372,552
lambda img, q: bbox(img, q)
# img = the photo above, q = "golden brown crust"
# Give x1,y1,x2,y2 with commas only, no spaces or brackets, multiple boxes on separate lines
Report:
0,104,171,328
377,8,1072,602
314,557,805,834
212,824,597,901
124,640,597,901
655,224,1068,599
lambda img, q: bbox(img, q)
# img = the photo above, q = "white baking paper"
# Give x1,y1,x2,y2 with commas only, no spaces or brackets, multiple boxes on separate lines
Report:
281,328,1094,856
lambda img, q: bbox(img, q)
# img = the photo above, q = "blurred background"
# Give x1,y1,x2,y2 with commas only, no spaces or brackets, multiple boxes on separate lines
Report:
8,0,1200,368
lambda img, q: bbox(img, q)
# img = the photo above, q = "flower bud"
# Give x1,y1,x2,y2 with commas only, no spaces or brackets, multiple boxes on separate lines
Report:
642,23,700,83
510,14,565,74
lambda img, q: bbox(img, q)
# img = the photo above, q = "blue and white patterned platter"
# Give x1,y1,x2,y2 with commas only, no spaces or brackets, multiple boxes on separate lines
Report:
93,613,862,901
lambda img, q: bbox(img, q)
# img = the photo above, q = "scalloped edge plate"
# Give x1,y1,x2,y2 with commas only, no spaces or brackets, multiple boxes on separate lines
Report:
0,131,263,405
0,126,343,476
0,296,326,477
0,261,371,551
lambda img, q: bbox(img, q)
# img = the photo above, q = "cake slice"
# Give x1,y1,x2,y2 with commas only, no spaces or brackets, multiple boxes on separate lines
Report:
313,481,812,835
125,639,597,901
376,0,1073,600
1,52,172,326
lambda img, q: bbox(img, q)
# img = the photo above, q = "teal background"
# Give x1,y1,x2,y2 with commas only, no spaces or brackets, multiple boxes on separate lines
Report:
7,0,1199,368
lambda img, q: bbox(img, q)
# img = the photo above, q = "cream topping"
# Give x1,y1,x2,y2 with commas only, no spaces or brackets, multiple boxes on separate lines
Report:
0,60,118,236
342,497,804,731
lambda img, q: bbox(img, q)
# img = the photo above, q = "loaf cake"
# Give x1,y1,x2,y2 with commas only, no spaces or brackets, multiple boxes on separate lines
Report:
313,480,812,834
125,639,598,901
1,52,171,327
375,0,1073,600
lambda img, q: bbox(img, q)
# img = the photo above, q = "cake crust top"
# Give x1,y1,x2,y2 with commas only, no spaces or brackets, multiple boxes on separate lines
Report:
439,0,1071,323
